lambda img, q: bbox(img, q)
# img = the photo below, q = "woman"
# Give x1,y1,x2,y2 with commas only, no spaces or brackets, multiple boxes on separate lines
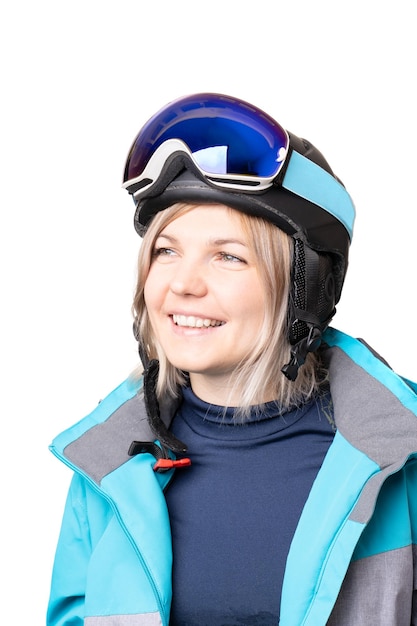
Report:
47,94,417,625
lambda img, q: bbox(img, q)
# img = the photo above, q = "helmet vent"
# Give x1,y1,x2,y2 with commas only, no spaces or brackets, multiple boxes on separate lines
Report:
291,239,309,342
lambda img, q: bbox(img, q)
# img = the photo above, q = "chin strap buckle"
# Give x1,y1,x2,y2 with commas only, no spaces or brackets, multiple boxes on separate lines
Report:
281,325,322,381
128,440,191,473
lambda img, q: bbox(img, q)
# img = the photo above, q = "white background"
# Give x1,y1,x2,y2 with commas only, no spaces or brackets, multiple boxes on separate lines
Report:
2,1,416,622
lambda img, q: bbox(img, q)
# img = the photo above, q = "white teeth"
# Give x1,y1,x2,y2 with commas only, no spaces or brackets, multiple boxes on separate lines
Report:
173,315,224,328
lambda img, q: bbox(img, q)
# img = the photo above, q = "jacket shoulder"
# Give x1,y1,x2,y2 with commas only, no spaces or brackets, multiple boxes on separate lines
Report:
49,376,155,483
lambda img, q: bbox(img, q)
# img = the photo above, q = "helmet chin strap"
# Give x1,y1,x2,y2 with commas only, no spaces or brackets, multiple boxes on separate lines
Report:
142,358,188,453
136,335,187,453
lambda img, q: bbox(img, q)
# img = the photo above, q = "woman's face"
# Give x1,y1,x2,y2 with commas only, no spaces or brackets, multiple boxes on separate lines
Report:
144,204,266,403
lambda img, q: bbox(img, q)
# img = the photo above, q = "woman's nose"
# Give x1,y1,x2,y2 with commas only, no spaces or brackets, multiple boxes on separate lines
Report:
169,259,208,297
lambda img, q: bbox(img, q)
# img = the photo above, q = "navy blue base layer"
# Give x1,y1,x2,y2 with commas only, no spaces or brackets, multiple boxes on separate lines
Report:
165,386,335,625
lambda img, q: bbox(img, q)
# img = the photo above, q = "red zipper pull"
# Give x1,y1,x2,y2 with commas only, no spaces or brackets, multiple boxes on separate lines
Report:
153,457,192,472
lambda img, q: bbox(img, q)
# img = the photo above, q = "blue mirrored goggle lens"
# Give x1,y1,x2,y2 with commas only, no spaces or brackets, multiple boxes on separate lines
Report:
123,93,289,184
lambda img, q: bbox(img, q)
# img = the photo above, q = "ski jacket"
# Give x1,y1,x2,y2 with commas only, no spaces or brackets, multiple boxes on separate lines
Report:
47,328,417,625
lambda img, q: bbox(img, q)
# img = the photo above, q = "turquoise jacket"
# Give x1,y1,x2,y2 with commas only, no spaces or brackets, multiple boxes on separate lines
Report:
47,328,417,625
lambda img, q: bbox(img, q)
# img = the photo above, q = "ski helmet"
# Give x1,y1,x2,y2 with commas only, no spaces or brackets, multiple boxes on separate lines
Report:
123,93,355,380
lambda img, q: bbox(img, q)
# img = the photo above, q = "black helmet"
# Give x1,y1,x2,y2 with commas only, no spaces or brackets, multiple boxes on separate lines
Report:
123,93,355,380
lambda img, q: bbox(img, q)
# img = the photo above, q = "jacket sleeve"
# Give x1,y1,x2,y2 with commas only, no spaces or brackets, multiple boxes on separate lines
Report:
46,473,93,626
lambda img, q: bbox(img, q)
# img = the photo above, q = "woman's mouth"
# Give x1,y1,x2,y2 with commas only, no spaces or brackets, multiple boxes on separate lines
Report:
172,314,225,328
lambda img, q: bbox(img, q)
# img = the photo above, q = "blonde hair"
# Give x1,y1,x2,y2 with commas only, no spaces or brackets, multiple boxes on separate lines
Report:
132,203,326,420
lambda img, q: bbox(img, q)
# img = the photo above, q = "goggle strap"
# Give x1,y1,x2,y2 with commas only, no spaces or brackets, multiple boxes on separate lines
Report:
283,151,355,239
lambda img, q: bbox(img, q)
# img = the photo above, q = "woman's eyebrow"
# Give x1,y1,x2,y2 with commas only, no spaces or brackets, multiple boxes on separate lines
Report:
156,233,178,243
209,238,248,247
157,234,248,247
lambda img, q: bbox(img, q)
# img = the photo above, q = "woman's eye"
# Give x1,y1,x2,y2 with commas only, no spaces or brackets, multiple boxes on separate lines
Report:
153,247,175,258
218,252,246,264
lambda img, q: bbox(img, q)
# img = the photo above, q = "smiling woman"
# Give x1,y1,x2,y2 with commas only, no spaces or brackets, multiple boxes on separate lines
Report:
144,204,273,406
136,202,323,412
47,93,417,626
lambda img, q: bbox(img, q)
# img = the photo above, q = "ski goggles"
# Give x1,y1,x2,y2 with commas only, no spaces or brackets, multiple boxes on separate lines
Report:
123,93,356,238
122,93,290,195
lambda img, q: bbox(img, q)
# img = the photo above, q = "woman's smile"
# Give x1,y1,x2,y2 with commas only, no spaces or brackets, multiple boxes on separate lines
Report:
171,314,226,328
